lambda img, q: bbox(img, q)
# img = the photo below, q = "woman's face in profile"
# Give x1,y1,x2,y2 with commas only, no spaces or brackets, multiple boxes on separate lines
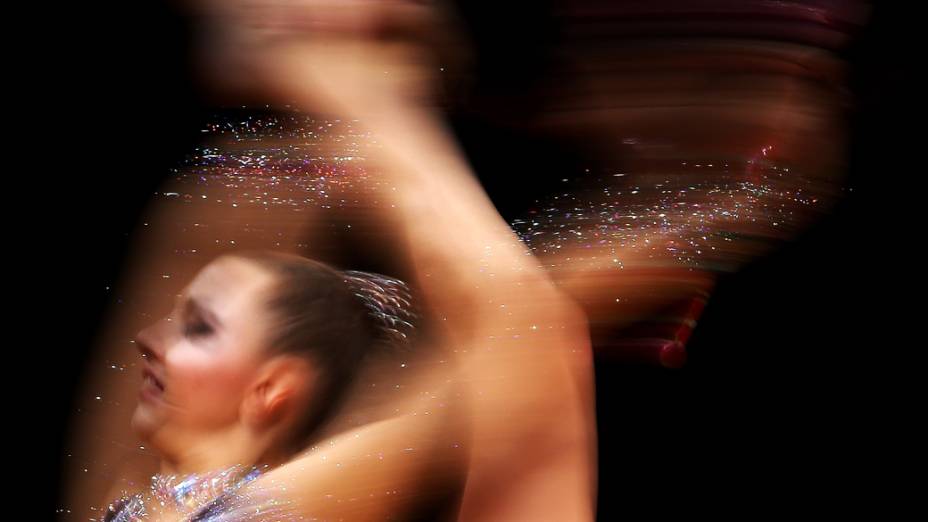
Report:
130,256,279,450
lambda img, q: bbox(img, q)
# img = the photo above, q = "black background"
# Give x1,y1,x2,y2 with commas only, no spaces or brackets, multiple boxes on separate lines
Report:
39,2,914,518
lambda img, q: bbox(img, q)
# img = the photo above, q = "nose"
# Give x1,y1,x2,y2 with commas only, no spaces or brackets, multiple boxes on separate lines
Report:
135,317,169,361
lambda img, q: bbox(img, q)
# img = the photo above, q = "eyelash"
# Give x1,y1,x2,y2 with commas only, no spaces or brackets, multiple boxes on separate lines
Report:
184,319,213,337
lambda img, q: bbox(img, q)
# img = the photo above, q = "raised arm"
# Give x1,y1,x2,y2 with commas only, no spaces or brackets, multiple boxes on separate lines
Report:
171,2,598,518
339,96,597,521
356,106,569,333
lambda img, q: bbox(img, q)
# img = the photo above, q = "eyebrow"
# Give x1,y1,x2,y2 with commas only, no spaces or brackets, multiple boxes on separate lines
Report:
176,294,221,328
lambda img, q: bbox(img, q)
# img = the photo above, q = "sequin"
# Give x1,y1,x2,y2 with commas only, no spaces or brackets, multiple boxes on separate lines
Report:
101,464,279,521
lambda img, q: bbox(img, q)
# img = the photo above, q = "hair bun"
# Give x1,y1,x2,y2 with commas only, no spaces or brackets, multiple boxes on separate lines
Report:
341,270,417,352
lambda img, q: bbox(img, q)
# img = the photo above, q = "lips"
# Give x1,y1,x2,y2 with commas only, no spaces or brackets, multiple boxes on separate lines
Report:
141,365,166,395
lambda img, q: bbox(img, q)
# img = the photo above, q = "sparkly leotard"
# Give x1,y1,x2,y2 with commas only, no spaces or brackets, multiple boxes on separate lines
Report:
101,461,464,522
101,464,297,522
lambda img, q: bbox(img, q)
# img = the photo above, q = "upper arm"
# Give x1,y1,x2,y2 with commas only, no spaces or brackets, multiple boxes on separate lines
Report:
244,394,460,520
453,295,597,522
456,392,597,522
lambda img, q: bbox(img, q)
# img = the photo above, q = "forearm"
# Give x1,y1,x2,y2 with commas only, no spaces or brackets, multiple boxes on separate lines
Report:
354,106,562,330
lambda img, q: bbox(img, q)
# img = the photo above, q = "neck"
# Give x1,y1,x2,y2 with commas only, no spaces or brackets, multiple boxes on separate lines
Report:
156,427,292,477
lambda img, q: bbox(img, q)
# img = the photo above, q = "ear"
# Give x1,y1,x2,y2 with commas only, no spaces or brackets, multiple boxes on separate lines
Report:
241,355,318,430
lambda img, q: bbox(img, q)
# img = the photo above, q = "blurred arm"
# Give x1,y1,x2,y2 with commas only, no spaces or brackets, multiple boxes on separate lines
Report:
345,104,597,521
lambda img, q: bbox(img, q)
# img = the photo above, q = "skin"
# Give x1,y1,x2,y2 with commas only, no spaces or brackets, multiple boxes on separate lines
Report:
130,255,318,478
96,252,463,522
343,105,599,522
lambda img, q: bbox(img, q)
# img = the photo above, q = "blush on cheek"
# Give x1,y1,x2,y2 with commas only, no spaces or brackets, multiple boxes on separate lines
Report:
165,343,254,428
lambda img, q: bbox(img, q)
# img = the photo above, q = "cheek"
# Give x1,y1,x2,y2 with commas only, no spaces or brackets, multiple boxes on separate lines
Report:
165,341,255,426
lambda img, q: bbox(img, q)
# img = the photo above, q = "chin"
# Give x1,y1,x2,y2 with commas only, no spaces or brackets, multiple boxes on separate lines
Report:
130,403,160,442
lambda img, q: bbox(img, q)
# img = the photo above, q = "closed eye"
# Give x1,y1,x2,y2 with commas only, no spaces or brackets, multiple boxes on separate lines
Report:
175,293,220,338
184,319,214,337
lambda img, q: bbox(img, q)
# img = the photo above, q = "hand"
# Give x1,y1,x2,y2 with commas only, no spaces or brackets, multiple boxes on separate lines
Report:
193,0,442,117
